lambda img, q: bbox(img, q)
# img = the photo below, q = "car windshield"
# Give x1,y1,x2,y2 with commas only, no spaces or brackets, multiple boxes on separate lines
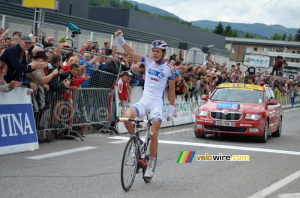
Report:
210,88,264,103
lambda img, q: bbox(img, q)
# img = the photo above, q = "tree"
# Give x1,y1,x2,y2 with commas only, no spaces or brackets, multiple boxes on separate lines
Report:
288,33,294,41
282,32,287,41
245,32,250,38
134,3,139,10
232,30,238,37
270,33,283,40
224,25,233,36
213,22,224,35
294,28,300,41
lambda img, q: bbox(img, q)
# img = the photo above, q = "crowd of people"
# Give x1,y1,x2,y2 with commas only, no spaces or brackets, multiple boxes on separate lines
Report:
0,27,299,142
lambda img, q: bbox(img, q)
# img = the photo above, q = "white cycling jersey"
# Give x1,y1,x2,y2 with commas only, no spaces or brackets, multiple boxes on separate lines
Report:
131,56,175,122
141,56,175,98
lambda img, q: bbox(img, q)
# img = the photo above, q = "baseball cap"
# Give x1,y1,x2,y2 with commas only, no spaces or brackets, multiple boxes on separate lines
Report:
216,71,221,75
175,70,181,76
21,36,32,42
48,37,56,41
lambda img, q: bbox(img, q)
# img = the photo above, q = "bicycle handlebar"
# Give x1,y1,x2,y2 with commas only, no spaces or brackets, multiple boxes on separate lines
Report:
117,117,149,123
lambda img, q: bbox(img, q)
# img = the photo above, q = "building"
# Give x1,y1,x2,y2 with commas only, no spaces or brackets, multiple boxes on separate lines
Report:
225,37,300,79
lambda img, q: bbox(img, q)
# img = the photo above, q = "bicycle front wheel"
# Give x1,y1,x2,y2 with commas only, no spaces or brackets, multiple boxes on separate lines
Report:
121,137,138,192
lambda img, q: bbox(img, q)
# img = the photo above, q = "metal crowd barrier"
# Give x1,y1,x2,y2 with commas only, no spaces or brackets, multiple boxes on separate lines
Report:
34,88,83,141
33,51,124,141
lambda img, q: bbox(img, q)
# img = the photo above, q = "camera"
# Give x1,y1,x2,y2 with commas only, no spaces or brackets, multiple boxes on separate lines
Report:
66,22,81,38
119,56,123,60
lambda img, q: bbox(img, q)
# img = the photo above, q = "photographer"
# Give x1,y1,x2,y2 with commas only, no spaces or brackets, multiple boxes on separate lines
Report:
105,53,129,75
48,54,70,92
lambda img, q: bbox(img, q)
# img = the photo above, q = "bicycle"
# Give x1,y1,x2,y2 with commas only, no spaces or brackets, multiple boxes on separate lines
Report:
117,117,157,192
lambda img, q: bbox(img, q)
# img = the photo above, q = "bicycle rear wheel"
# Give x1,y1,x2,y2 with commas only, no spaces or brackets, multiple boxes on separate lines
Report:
121,138,138,191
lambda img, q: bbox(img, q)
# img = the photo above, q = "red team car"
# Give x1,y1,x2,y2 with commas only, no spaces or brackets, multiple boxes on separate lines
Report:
194,83,282,143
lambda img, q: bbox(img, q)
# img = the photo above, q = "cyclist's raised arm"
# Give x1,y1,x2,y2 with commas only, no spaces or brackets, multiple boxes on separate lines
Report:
115,30,142,62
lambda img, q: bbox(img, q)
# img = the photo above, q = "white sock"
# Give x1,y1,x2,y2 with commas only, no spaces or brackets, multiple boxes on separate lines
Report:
148,157,156,168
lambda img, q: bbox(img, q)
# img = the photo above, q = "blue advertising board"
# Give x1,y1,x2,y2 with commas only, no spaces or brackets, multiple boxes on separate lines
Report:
0,88,39,155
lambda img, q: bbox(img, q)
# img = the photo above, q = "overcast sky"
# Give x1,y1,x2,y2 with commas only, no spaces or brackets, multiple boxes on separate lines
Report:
133,0,300,28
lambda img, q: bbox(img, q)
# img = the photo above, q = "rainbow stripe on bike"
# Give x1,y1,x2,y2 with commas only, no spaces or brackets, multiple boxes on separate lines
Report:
176,151,196,163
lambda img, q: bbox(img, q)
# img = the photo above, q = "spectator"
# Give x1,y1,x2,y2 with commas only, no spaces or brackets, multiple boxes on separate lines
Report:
0,36,47,91
44,37,56,48
48,54,70,92
41,32,46,45
136,63,145,79
86,39,93,51
112,46,118,54
271,56,283,76
95,53,107,70
105,53,129,75
163,56,170,63
62,56,85,75
0,61,22,92
63,51,74,66
10,38,19,46
26,51,59,88
115,72,132,105
0,39,6,50
103,41,111,55
5,37,11,48
0,27,10,41
12,31,20,39
175,71,186,96
230,72,238,83
216,72,228,86
170,53,177,61
79,43,87,54
173,61,181,71
60,63,90,91
129,64,144,86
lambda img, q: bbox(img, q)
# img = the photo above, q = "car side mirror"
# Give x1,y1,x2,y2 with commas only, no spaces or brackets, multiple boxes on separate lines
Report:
268,99,278,105
201,95,209,101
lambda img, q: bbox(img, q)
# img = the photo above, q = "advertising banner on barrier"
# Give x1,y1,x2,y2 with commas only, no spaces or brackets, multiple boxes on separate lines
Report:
172,96,193,126
0,88,39,155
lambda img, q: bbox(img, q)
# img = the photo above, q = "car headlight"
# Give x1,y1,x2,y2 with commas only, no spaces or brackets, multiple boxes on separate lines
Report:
245,114,262,120
197,110,208,117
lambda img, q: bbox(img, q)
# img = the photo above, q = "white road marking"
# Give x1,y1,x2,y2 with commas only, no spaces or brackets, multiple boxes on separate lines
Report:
26,146,97,160
160,129,193,135
109,136,300,156
248,170,300,198
275,193,300,198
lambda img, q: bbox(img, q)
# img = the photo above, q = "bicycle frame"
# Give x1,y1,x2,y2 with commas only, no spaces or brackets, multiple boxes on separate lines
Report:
118,117,152,166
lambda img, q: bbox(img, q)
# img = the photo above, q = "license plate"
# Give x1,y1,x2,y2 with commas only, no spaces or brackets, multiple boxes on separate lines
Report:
214,121,236,127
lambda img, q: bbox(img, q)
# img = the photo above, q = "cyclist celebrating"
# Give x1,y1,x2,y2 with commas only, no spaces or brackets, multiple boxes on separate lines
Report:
115,30,175,178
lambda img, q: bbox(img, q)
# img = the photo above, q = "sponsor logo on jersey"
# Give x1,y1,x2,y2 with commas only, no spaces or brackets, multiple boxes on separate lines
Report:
151,77,159,82
148,68,165,79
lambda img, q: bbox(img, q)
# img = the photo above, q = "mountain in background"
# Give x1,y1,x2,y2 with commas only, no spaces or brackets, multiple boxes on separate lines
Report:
125,1,298,39
128,0,184,21
192,21,297,38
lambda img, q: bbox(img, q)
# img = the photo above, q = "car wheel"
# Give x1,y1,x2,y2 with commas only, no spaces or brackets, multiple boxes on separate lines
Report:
272,117,282,137
258,120,268,143
195,130,206,138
